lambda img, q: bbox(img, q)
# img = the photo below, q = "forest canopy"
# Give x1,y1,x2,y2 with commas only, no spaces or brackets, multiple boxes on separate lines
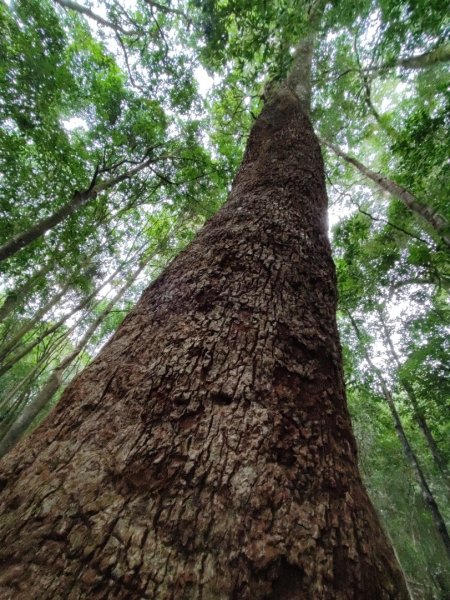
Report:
0,0,449,597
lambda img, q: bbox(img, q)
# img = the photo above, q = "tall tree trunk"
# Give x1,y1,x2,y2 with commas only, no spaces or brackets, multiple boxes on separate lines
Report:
348,314,450,562
0,91,409,599
323,140,450,248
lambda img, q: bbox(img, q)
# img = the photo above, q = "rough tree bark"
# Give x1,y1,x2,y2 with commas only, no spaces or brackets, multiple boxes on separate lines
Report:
0,90,410,599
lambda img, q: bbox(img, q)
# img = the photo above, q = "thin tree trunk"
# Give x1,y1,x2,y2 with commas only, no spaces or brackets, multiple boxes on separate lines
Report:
377,309,449,477
0,326,76,430
323,140,450,248
0,90,409,599
0,156,155,262
0,262,53,323
0,281,72,364
0,261,145,458
0,297,86,378
380,391,450,562
0,358,54,434
0,255,136,378
348,314,450,561
0,364,41,418
400,378,450,476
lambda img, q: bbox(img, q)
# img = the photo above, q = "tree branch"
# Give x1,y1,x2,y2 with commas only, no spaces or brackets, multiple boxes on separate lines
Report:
54,0,133,35
372,42,450,73
322,139,450,249
142,0,190,23
0,156,156,262
355,205,432,247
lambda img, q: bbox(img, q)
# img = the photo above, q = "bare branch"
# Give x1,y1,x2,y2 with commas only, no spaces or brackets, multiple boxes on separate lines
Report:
355,206,432,247
54,0,133,35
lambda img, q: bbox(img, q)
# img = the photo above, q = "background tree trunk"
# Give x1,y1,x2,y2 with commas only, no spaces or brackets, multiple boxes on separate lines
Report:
323,140,450,248
0,258,146,458
0,255,133,377
377,309,449,478
0,90,409,599
0,262,53,323
0,282,72,365
348,313,450,562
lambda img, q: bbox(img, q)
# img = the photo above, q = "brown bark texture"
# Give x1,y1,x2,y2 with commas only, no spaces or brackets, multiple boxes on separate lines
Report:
0,90,409,599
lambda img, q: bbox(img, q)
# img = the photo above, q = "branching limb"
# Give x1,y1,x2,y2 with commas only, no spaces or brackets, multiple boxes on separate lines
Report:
355,205,432,247
53,0,133,35
322,139,450,249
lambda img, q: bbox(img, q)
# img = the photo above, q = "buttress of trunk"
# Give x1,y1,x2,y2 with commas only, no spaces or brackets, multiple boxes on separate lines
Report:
0,90,409,599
